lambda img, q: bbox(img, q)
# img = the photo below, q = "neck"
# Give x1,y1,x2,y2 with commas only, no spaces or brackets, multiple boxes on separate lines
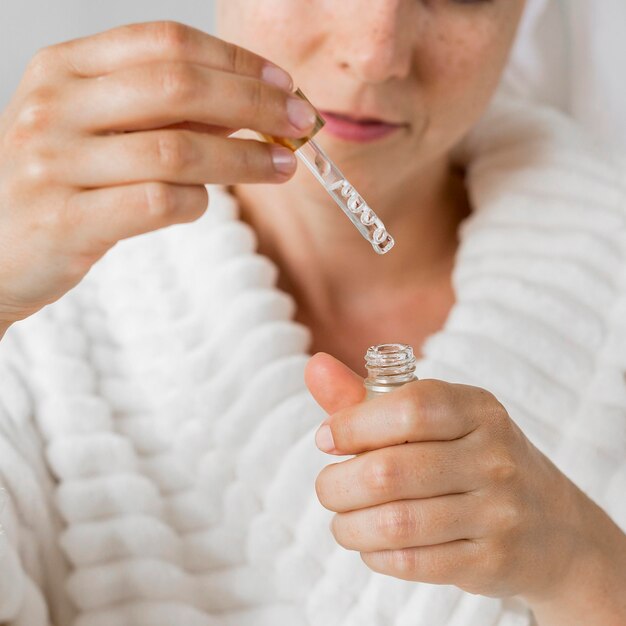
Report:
230,153,469,322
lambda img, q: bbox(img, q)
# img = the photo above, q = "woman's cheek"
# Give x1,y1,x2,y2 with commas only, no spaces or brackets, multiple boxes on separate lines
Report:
419,23,510,136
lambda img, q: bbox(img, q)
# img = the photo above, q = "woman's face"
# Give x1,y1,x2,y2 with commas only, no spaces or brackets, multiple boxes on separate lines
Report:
217,0,525,195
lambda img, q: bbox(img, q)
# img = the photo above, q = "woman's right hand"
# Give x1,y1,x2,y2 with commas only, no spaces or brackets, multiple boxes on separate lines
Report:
0,21,316,333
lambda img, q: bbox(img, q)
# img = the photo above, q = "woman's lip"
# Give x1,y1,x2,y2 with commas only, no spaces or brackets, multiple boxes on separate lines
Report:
319,111,405,143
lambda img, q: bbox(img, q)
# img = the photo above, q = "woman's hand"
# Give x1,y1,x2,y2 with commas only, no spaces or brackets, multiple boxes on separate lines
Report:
305,353,626,624
0,21,316,329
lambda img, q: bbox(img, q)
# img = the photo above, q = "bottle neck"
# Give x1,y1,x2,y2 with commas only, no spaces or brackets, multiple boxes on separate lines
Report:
364,343,417,398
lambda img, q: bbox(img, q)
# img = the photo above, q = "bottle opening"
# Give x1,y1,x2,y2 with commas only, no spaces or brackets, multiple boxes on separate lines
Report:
364,343,417,397
365,343,415,369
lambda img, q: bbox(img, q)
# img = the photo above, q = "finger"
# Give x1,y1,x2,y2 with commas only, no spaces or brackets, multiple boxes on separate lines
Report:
161,121,236,137
318,380,489,455
361,540,479,585
331,493,481,552
66,182,209,252
69,63,316,137
52,21,293,89
315,440,474,513
63,131,297,188
305,352,365,415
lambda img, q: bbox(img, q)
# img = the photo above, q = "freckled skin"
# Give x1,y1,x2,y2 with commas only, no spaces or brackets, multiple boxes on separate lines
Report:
216,0,525,197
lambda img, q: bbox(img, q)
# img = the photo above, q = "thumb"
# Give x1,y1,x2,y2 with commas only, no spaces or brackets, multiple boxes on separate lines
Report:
304,352,365,416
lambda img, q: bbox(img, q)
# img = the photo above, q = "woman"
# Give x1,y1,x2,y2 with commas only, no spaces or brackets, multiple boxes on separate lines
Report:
0,2,625,625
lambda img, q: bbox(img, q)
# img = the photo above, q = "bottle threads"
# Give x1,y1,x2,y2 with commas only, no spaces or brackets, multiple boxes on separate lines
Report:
364,343,418,399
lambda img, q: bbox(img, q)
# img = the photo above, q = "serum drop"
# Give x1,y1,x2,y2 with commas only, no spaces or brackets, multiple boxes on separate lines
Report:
364,343,418,400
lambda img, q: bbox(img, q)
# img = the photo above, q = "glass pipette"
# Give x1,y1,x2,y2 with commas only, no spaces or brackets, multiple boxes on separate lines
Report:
260,89,395,255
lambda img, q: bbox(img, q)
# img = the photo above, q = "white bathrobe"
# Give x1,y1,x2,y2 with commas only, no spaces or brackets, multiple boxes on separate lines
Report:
1,95,625,626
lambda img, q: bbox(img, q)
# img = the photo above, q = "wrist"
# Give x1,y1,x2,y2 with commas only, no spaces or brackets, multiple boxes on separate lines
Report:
524,487,626,625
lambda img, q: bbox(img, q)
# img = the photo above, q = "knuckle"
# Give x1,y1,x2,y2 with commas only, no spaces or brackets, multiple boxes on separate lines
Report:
247,78,267,117
20,148,56,187
390,548,418,577
16,88,57,134
396,390,422,438
487,393,508,424
153,132,193,174
454,542,489,594
238,143,270,181
494,498,523,534
482,542,508,580
26,46,58,78
378,504,415,544
396,381,434,436
363,452,400,493
484,449,517,484
35,203,73,243
226,42,246,75
143,182,178,220
149,21,191,57
159,63,197,104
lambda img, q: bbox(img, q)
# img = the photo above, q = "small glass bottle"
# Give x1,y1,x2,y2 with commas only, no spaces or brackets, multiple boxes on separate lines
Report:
364,343,418,400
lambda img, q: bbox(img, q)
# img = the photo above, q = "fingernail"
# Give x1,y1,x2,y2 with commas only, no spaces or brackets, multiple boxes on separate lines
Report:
315,424,335,453
262,63,293,91
270,144,297,176
287,97,317,132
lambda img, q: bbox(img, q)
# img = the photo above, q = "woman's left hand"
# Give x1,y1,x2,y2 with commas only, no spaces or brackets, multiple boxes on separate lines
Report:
304,352,597,602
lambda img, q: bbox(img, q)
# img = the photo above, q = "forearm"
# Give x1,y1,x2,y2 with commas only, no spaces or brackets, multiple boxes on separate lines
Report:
525,490,626,626
0,320,10,341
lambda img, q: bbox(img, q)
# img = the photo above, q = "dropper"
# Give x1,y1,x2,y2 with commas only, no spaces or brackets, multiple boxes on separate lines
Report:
259,88,395,255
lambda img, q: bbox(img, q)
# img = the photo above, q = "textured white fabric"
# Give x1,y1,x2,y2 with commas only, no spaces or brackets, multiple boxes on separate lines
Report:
0,95,625,626
505,0,626,152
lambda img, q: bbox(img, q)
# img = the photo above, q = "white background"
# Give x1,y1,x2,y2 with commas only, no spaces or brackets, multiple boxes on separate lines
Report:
0,0,216,108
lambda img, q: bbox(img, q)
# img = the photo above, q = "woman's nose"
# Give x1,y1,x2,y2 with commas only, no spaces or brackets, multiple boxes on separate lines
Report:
334,2,414,84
